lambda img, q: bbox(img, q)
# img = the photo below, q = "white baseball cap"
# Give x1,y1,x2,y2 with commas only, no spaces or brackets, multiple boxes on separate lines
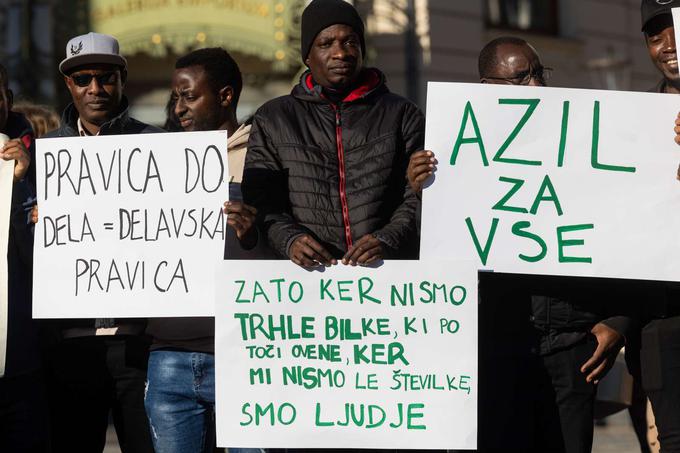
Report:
59,32,127,75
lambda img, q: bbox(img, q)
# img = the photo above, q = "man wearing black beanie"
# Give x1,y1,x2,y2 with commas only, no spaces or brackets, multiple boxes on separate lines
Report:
299,0,366,66
243,0,423,271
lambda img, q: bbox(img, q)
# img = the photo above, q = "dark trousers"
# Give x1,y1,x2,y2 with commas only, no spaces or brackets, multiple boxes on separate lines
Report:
640,316,680,453
46,335,153,453
475,340,597,453
0,370,51,453
476,274,597,453
535,340,597,453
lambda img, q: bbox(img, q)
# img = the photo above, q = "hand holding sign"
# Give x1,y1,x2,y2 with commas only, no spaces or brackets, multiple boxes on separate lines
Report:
0,138,29,182
407,150,437,193
341,234,384,266
289,234,336,268
223,200,257,243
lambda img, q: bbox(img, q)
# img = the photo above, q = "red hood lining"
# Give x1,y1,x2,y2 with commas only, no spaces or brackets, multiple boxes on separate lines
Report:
305,69,381,103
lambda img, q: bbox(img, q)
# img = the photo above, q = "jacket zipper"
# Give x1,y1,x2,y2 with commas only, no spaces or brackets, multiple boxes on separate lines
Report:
333,105,353,251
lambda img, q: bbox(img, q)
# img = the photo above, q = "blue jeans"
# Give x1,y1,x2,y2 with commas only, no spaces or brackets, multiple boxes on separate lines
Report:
145,350,262,453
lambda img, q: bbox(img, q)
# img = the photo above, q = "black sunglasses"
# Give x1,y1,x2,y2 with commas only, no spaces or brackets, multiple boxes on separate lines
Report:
69,71,118,88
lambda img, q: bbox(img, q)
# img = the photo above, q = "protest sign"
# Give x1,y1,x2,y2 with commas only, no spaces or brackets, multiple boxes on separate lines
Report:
421,82,680,281
0,136,13,376
215,260,477,450
33,131,228,318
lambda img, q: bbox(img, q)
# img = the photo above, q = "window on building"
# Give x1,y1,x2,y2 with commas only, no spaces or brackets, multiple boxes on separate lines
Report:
486,0,559,35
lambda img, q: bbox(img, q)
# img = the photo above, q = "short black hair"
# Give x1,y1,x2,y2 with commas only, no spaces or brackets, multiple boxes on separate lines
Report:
478,36,530,79
175,47,243,111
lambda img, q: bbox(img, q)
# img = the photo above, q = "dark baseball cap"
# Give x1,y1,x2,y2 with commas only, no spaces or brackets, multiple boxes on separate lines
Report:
641,0,680,31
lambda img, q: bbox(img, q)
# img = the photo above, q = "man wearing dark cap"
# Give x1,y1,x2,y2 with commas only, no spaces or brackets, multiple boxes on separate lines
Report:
641,1,680,452
242,0,422,270
43,32,158,453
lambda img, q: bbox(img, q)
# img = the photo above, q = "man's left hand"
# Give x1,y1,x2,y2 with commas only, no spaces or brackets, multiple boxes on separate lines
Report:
0,139,30,182
342,234,384,266
580,322,624,384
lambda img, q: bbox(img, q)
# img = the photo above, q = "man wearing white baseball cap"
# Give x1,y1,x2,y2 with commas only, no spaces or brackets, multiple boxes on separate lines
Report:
43,32,160,453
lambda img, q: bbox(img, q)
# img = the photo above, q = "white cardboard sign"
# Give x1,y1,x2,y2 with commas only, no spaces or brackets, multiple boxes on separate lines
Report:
421,82,680,281
33,131,228,318
0,147,13,376
215,260,478,450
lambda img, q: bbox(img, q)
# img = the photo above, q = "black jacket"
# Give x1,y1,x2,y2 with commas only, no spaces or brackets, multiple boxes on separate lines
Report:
242,69,422,259
5,112,39,377
526,275,638,355
44,98,161,139
42,98,162,336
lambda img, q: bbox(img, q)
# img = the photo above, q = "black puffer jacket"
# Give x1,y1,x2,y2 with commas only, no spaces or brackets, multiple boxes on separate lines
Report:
243,69,422,258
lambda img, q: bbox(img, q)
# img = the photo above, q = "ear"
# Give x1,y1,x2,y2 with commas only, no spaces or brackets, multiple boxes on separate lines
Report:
218,86,233,108
304,57,311,67
120,68,128,85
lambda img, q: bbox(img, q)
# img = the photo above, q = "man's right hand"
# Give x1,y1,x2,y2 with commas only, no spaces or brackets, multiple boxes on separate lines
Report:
289,234,337,268
223,201,257,239
407,150,437,193
0,138,30,183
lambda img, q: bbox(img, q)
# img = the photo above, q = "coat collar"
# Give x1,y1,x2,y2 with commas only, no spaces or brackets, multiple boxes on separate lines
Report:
294,68,386,104
59,96,134,136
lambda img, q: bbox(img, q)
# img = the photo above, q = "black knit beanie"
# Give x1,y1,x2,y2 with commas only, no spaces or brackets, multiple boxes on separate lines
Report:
300,0,366,63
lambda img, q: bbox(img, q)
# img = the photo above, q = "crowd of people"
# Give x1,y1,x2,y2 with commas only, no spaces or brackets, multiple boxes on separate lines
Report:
1,0,680,452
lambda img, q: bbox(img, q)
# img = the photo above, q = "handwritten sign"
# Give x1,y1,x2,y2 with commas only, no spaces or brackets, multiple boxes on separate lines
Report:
33,131,228,318
215,260,477,450
421,82,680,281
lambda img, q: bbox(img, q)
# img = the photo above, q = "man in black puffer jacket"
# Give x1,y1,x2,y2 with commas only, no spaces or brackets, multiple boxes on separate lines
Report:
243,0,422,267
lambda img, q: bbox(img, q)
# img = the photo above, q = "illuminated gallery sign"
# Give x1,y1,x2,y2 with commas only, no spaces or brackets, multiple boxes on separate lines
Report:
90,0,301,70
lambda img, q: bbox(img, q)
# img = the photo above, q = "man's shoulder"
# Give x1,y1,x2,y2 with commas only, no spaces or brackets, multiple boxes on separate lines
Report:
4,111,33,139
42,124,72,138
123,117,164,134
42,129,62,139
647,79,666,93
373,89,421,111
256,94,298,116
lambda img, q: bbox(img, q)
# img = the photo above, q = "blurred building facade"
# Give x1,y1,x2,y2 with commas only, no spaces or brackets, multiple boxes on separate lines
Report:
361,0,660,106
0,0,665,125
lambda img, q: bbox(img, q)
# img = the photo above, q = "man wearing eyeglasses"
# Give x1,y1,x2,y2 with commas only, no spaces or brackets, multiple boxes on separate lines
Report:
409,37,630,453
479,38,552,87
42,32,159,453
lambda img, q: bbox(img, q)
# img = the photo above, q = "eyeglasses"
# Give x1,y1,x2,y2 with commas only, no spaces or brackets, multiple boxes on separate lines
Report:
485,66,553,85
69,71,118,88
